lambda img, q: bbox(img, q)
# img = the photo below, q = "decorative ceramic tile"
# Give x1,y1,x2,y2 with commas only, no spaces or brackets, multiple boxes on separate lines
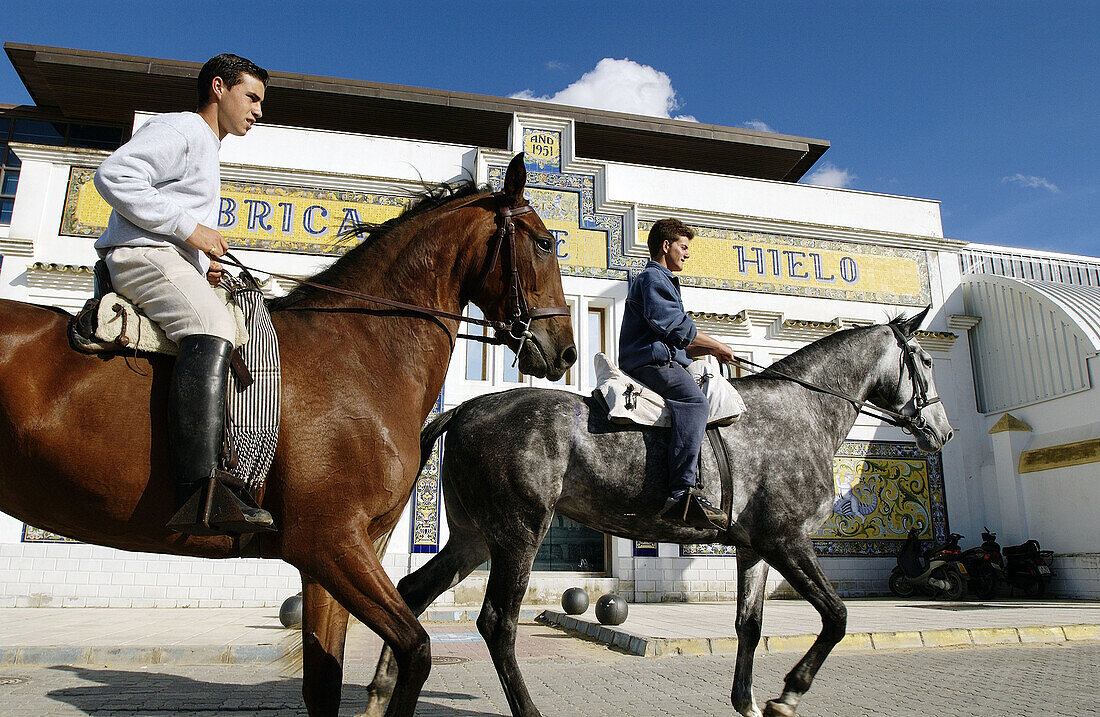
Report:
410,392,445,553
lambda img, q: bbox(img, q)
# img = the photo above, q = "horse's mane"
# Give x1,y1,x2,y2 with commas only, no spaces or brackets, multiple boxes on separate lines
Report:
270,179,490,309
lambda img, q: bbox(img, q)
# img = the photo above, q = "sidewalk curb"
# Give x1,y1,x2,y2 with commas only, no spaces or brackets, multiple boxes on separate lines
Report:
0,644,292,666
0,607,550,667
535,610,1100,658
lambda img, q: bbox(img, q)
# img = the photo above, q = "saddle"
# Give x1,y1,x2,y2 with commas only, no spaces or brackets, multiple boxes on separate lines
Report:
67,262,283,552
592,353,747,538
69,272,249,357
591,352,746,428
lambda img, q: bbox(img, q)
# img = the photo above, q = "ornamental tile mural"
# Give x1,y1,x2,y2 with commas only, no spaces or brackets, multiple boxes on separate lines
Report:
666,439,947,558
638,221,931,307
410,392,445,554
487,163,629,282
60,167,410,256
814,440,947,556
21,525,78,543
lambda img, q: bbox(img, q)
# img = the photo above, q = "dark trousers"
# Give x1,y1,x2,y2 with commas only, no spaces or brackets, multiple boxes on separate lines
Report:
631,361,709,496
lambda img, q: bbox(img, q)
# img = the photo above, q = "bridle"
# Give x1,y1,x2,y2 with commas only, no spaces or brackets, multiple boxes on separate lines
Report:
459,194,570,354
886,323,942,433
218,191,570,355
725,324,940,436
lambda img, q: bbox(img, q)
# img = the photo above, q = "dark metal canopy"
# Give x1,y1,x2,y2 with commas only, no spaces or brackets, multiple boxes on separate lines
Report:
5,43,829,181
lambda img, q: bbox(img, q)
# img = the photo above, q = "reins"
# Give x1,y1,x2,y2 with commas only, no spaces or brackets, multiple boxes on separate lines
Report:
723,325,939,434
216,191,568,349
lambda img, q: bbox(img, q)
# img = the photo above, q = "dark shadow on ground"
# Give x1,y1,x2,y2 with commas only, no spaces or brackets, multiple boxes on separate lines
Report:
46,665,499,716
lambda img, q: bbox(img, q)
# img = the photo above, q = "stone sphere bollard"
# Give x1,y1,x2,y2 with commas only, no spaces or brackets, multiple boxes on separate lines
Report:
279,592,304,628
561,587,589,615
594,593,628,625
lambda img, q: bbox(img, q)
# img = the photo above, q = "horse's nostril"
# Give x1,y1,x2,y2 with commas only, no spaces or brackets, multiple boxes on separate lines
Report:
561,345,578,367
947,430,954,443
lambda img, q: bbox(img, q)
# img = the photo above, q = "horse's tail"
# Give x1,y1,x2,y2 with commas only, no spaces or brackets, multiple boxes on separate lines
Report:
416,406,460,477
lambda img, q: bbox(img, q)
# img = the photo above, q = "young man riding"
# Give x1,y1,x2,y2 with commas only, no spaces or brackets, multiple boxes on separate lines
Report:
619,218,737,529
93,54,274,535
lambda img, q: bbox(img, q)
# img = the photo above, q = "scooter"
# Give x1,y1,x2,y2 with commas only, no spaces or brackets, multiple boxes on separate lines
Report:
1003,538,1055,597
888,528,968,600
959,527,1004,599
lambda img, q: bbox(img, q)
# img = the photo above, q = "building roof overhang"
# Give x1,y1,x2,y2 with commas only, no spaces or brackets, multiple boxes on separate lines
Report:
5,43,829,182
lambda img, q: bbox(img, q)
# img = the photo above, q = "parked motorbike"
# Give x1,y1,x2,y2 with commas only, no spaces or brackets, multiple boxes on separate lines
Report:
1003,538,1055,597
889,528,968,600
959,527,1004,599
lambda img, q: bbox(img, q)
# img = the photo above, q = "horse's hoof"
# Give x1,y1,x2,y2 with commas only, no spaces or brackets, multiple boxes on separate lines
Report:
763,700,796,717
733,702,764,717
359,693,389,717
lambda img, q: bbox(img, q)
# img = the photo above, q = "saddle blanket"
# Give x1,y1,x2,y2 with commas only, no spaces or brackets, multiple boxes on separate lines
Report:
69,275,280,493
81,288,249,355
593,352,745,428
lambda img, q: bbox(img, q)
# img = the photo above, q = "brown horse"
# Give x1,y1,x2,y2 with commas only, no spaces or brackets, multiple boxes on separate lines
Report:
0,153,576,716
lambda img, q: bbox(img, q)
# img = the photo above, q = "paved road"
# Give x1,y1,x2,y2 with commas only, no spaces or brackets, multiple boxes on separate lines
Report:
1,635,1097,716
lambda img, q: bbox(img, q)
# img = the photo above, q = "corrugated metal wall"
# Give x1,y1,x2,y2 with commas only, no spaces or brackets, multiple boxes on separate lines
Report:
962,275,1097,413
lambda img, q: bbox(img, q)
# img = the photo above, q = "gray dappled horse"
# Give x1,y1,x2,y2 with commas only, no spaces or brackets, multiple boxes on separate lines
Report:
366,309,953,717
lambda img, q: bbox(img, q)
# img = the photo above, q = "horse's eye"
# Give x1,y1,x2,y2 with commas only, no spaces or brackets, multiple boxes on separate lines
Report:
922,355,933,368
535,236,554,254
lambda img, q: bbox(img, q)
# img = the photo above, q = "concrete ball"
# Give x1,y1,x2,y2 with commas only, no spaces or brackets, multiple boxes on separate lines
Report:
594,593,628,625
279,592,304,628
561,587,589,615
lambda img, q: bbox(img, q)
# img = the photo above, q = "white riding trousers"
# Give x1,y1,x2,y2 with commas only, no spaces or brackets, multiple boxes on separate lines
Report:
105,246,235,344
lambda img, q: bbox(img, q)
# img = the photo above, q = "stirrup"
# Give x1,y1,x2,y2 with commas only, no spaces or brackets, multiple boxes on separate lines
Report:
167,472,277,536
658,490,723,531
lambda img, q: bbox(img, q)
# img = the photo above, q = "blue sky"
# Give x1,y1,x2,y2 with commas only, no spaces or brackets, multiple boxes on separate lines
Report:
3,1,1096,256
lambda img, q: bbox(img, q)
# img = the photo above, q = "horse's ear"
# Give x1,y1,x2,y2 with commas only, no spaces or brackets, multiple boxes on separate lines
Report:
501,152,527,207
897,304,932,337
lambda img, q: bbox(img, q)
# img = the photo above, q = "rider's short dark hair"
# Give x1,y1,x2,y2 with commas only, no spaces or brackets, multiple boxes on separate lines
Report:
647,218,694,259
197,54,269,106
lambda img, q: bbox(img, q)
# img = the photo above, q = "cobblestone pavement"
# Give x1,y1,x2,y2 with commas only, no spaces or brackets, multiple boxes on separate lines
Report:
1,636,1097,716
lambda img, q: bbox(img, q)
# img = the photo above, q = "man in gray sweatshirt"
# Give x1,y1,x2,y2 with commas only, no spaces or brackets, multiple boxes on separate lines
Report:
93,54,274,535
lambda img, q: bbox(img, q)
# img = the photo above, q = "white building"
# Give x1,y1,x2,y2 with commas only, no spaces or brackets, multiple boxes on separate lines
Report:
0,44,1096,607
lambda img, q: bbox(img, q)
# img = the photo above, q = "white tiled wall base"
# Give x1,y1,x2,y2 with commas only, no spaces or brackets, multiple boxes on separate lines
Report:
612,554,900,603
1049,554,1100,599
0,543,301,608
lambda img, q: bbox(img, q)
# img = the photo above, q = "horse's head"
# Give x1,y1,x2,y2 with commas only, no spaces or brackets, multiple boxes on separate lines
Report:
463,153,577,380
873,306,954,452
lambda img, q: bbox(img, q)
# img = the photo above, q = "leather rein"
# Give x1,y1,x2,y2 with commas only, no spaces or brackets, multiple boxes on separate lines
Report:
724,324,941,435
217,192,569,348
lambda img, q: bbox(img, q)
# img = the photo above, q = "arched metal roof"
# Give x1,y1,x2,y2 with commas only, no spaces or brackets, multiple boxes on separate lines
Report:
1022,279,1100,352
962,275,1100,413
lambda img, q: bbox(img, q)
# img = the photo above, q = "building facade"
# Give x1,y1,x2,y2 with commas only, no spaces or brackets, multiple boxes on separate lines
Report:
1,44,1096,607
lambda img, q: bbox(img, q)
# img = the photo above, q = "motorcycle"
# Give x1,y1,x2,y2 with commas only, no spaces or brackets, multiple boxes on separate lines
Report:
889,528,968,600
1003,538,1055,597
959,527,1004,599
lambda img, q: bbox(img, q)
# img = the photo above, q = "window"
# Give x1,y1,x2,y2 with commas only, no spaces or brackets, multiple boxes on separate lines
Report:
533,514,605,572
464,305,488,381
585,305,608,389
0,119,14,225
0,116,125,226
502,347,524,383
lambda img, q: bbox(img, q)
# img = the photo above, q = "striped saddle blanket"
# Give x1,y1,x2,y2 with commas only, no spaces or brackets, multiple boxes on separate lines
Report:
69,274,281,493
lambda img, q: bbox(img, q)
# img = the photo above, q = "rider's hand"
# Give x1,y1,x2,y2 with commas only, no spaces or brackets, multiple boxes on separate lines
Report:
713,343,737,364
206,259,225,286
187,223,229,258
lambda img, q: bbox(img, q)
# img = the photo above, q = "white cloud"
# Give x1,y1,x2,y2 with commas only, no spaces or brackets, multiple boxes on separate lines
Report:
513,58,696,121
742,119,775,133
804,162,857,189
1003,173,1060,193
545,60,566,71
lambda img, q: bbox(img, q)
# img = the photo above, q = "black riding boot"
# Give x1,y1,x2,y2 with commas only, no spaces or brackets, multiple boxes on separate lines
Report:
165,334,275,535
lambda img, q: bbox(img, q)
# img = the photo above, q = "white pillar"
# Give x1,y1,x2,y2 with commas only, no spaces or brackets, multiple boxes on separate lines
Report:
988,412,1032,544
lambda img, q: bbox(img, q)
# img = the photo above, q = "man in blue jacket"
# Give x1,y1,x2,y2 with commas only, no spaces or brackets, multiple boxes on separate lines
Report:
619,218,736,528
